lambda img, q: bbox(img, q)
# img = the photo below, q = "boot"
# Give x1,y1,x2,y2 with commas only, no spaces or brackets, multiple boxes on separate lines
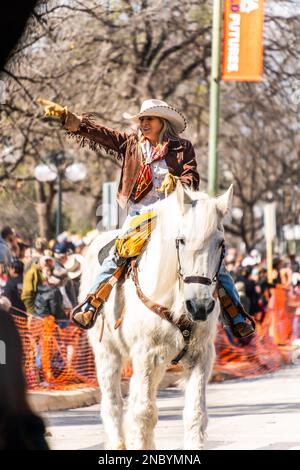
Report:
231,315,255,338
72,265,126,330
218,286,255,339
72,300,103,330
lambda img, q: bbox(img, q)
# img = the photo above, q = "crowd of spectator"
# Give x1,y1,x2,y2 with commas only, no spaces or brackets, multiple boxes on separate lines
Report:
225,247,300,324
0,225,299,327
0,226,97,323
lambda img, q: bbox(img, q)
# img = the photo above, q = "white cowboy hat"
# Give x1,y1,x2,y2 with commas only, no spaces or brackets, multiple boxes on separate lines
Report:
126,99,187,134
64,254,83,280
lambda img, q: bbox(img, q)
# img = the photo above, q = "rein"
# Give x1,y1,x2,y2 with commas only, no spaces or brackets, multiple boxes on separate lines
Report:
130,259,193,365
130,238,226,364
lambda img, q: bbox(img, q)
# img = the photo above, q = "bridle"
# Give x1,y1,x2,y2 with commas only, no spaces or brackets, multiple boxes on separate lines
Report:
175,237,226,285
129,236,226,366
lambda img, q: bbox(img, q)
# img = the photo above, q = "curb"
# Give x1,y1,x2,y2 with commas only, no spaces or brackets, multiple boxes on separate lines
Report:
28,371,181,413
28,387,101,413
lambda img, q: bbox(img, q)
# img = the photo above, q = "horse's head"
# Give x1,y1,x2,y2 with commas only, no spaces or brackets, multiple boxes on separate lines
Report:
173,182,233,322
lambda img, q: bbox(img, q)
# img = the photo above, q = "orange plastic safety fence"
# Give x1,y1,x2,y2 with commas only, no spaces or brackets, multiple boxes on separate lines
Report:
12,285,299,390
213,322,283,380
13,315,98,390
268,285,292,345
213,285,297,380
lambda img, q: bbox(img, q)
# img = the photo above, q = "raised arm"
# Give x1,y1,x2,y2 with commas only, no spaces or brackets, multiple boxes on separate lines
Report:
37,99,131,158
64,112,131,158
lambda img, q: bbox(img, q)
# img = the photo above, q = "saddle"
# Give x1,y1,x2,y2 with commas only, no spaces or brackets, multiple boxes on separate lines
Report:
98,210,157,263
73,212,157,331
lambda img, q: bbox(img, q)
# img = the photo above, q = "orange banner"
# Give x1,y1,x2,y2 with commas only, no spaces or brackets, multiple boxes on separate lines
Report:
222,0,264,81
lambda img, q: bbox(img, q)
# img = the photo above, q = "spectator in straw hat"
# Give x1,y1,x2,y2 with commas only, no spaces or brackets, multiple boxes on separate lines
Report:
53,242,77,308
34,237,48,256
64,254,83,298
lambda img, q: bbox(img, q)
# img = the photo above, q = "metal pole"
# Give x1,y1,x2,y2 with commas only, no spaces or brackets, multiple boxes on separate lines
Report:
208,0,222,197
56,171,62,238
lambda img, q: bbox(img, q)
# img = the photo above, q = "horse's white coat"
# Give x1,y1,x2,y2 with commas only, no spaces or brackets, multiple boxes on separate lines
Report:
80,183,233,450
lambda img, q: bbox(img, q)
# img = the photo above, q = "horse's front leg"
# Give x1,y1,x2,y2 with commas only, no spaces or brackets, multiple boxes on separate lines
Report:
182,342,215,450
125,349,166,450
94,341,125,450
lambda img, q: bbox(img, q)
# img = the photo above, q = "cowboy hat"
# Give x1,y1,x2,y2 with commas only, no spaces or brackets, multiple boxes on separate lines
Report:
64,254,83,280
126,99,187,134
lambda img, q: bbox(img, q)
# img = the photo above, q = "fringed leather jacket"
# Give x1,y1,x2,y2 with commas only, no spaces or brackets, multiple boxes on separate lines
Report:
67,114,200,209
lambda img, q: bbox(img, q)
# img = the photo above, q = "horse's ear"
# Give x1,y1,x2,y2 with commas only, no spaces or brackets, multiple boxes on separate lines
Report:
175,181,193,213
216,184,234,217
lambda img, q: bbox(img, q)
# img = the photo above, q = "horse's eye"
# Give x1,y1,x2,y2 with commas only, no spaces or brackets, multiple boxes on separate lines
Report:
177,237,185,246
219,240,225,248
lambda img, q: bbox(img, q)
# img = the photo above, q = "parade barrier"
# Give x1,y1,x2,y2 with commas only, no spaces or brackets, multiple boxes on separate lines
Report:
213,323,283,380
13,315,98,390
213,285,300,380
13,285,299,390
268,285,292,345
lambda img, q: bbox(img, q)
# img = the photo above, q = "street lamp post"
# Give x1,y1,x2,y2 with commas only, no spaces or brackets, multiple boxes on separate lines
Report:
34,152,87,238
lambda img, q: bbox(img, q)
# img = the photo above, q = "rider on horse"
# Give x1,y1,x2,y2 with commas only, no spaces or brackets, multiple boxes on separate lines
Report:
39,98,255,339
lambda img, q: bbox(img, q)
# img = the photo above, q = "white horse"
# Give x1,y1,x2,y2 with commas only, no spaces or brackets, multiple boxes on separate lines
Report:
80,182,233,450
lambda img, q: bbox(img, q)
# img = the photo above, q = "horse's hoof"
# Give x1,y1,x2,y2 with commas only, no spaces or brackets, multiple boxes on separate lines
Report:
116,440,127,450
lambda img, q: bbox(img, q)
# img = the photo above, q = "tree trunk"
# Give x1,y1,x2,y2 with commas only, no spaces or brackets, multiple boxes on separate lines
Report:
34,180,52,239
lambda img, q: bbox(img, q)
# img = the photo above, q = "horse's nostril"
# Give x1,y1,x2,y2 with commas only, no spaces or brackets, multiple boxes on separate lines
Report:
185,298,215,320
207,299,215,314
185,300,195,315
185,299,205,315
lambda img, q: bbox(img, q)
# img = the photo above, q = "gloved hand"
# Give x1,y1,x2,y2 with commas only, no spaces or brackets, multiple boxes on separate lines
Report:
156,172,178,196
37,98,81,132
37,98,67,120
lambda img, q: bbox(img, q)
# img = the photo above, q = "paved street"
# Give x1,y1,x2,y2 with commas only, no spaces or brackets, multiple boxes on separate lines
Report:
44,364,300,450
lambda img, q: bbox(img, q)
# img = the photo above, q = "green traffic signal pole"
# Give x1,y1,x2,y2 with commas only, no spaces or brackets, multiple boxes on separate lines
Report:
56,171,62,238
208,0,222,197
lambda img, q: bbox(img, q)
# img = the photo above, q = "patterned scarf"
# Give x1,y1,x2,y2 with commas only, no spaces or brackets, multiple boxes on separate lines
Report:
131,138,169,203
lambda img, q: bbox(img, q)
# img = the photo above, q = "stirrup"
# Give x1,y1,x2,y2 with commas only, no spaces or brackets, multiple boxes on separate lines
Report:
223,308,256,338
72,265,127,330
232,321,255,339
218,287,256,338
71,295,103,330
